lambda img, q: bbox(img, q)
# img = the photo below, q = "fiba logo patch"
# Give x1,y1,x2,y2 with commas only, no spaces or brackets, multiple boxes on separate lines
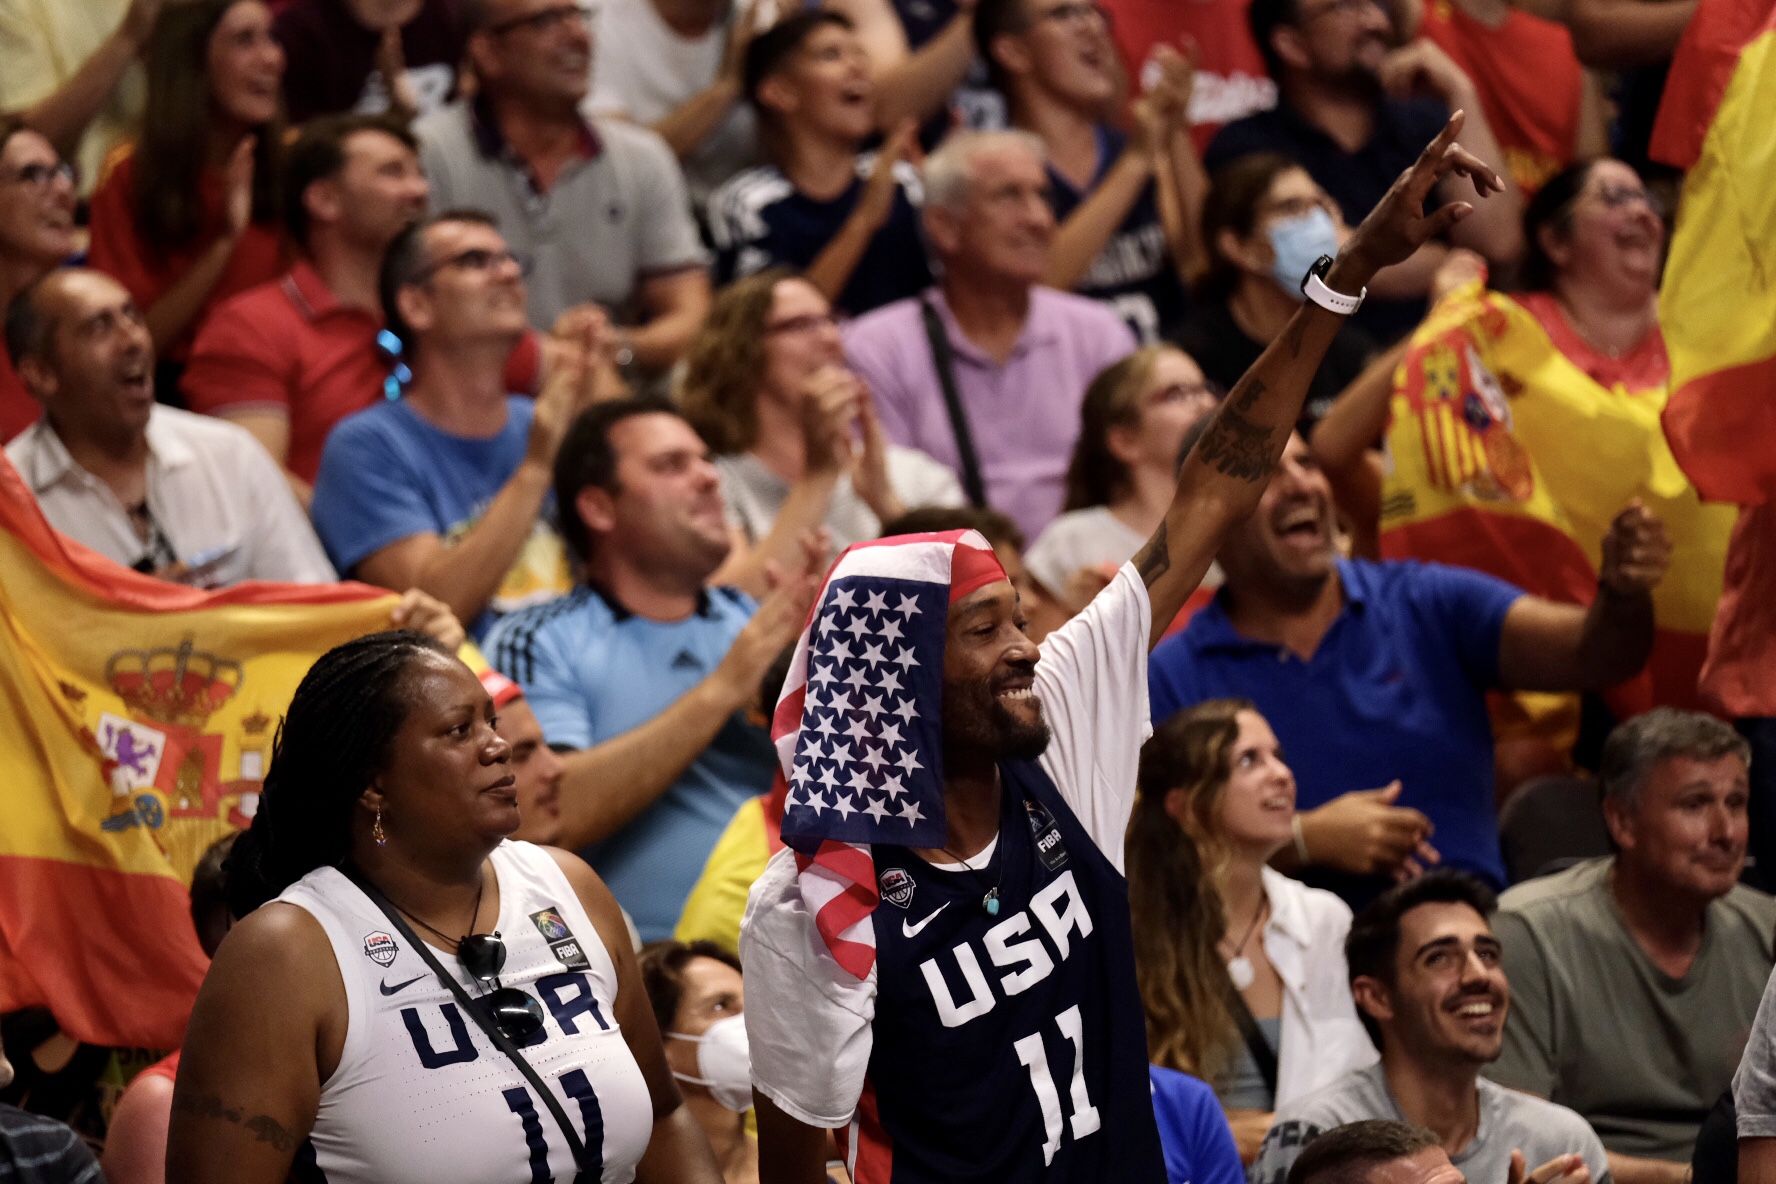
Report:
362,931,399,967
879,867,915,908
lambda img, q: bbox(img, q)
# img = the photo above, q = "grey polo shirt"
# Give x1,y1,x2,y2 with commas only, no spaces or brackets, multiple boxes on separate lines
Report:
414,99,709,329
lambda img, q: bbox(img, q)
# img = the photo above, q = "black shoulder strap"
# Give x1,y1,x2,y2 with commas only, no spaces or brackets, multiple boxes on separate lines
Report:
348,870,592,1182
1228,985,1281,1101
918,296,989,508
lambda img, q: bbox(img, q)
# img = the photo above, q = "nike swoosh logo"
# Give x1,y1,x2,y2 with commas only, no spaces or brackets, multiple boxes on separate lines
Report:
902,903,949,939
380,974,427,996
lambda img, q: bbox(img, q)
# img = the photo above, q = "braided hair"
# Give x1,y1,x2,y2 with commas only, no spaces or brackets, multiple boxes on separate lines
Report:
225,630,448,918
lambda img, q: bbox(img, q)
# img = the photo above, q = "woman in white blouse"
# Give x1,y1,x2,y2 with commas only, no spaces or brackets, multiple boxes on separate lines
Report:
1127,698,1376,1163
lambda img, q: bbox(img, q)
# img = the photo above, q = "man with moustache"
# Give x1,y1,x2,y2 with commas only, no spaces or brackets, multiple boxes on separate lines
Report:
4,268,335,585
0,120,77,442
1250,871,1610,1184
414,0,711,374
743,113,1508,1184
1488,710,1776,1184
1206,0,1520,340
1148,429,1671,899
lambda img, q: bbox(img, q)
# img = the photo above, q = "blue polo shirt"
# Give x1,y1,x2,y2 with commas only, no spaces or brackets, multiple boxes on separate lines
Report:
1147,558,1523,887
485,584,778,940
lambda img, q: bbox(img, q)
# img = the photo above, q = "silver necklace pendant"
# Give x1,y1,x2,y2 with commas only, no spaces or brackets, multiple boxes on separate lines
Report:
1226,955,1255,991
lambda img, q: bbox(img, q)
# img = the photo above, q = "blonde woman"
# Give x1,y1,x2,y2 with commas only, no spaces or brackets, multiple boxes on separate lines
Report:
1128,699,1375,1162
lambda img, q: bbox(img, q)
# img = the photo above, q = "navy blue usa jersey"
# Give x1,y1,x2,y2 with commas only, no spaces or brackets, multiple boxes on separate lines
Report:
1046,125,1186,344
850,758,1165,1182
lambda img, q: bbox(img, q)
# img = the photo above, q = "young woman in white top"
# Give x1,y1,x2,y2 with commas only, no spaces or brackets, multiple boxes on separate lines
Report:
168,630,722,1184
1025,345,1219,621
1127,698,1376,1164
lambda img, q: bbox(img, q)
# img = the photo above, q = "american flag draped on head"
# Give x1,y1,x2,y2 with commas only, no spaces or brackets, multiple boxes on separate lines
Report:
769,530,1008,981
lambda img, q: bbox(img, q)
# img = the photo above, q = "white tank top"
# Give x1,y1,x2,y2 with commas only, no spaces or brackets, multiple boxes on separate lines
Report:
276,841,653,1184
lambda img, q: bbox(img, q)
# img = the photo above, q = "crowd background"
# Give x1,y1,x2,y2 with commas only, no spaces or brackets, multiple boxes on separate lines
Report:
1,0,1775,1179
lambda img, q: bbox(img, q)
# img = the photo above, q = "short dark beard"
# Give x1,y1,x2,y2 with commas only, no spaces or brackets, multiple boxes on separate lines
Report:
942,678,1052,765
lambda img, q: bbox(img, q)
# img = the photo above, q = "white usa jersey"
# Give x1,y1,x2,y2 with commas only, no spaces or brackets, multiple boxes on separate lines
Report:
276,841,652,1184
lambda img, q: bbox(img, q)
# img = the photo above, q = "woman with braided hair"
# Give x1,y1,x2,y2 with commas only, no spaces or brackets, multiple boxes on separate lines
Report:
168,630,721,1184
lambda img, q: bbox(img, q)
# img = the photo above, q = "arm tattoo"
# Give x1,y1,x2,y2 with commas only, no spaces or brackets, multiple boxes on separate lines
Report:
1196,401,1277,483
1134,530,1170,587
172,1092,298,1154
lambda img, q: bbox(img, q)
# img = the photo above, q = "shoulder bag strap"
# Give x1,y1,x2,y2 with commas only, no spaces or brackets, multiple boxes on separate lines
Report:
918,296,990,508
348,870,593,1182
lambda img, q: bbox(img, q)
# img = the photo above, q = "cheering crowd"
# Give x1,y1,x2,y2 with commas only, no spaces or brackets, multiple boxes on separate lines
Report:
1,0,1774,1180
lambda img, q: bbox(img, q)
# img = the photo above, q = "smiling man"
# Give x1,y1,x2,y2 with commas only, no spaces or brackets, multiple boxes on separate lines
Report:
743,111,1509,1184
1488,710,1776,1184
1251,871,1610,1184
414,0,711,373
1148,430,1672,901
4,268,335,585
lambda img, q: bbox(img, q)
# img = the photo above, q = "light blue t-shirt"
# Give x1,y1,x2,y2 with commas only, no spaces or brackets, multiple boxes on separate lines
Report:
484,585,778,940
309,396,572,639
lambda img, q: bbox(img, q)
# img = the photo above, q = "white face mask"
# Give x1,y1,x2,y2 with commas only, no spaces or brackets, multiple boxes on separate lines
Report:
667,1014,752,1112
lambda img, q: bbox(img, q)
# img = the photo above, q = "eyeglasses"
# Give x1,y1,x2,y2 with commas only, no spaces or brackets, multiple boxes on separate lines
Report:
763,312,839,336
458,932,546,1042
4,160,76,190
413,246,530,282
1149,379,1222,407
1591,183,1662,213
1033,0,1112,28
487,3,593,35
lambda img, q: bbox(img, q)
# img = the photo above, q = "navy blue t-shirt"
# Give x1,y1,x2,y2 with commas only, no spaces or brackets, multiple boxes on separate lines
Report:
858,759,1166,1181
1205,97,1450,343
1047,125,1187,344
1147,558,1524,889
706,159,933,317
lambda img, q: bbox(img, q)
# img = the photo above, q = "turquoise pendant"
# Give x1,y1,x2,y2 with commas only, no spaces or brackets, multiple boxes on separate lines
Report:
983,889,1001,916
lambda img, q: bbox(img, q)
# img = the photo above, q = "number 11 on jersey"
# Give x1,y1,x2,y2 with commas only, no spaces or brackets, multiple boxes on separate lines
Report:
1013,1004,1102,1166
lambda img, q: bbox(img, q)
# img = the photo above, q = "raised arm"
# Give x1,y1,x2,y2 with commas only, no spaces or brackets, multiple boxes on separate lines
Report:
1496,502,1669,692
828,0,981,130
8,0,158,159
1134,111,1506,646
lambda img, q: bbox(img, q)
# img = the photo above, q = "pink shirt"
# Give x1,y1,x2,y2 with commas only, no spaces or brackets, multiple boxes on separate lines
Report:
843,286,1137,542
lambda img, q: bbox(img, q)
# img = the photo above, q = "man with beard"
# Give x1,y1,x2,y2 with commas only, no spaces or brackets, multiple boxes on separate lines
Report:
1250,871,1610,1184
1147,431,1671,900
1489,710,1775,1184
1205,0,1520,341
741,113,1506,1184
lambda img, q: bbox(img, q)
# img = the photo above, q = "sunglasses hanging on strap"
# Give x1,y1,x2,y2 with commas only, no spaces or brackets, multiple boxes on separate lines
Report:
347,870,594,1183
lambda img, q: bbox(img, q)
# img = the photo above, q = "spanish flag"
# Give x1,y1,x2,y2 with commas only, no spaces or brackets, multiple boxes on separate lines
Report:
0,454,397,1050
1654,0,1776,504
1379,283,1735,739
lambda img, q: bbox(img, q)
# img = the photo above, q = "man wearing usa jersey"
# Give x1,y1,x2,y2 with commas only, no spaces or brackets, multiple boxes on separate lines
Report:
740,112,1507,1183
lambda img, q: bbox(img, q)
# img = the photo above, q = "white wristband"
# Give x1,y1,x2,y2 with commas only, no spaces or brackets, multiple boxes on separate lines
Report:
1303,271,1366,316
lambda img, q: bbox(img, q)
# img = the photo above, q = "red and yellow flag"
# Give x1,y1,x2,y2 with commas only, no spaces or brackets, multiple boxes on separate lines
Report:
1379,283,1735,733
0,454,399,1050
1654,0,1776,503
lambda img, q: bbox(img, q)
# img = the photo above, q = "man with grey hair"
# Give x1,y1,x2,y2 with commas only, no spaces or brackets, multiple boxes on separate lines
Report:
843,128,1137,541
1488,707,1776,1184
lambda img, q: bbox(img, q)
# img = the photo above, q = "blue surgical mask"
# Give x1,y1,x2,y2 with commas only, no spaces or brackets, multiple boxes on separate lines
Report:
1267,207,1341,297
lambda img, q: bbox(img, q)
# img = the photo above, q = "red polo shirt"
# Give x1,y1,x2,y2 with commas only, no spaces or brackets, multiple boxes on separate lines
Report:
183,261,542,483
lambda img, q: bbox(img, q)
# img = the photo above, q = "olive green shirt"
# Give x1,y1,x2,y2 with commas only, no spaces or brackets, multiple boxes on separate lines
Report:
1487,857,1776,1161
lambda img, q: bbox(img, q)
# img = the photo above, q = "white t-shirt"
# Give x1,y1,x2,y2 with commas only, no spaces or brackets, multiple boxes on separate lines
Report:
1024,506,1148,598
583,0,757,205
715,446,966,551
277,841,654,1184
739,562,1153,1127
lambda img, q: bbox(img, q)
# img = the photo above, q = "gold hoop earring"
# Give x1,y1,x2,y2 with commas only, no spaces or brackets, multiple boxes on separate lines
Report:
373,805,387,848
